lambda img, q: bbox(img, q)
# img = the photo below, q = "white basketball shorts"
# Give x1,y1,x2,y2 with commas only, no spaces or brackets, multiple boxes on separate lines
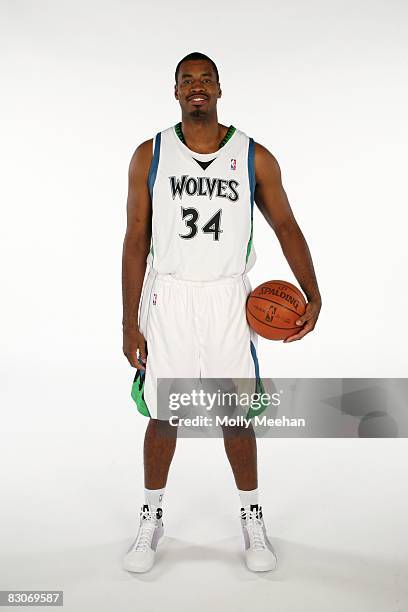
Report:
131,267,265,420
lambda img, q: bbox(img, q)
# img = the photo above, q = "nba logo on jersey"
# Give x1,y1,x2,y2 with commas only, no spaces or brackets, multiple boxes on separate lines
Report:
153,293,157,305
230,158,236,170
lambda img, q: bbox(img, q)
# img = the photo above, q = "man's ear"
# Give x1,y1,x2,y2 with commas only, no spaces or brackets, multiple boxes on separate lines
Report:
174,84,179,100
218,84,222,98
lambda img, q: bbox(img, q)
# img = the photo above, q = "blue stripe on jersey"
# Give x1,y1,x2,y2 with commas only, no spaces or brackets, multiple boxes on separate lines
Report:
248,137,255,212
148,132,162,198
250,339,260,381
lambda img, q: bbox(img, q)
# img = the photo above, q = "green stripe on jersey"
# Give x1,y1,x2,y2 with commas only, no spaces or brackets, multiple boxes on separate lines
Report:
175,123,236,150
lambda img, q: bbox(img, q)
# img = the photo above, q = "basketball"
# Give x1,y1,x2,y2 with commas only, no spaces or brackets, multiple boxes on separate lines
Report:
246,280,307,340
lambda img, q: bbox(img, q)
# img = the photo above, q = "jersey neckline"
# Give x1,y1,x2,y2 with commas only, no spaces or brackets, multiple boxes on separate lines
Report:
171,123,238,160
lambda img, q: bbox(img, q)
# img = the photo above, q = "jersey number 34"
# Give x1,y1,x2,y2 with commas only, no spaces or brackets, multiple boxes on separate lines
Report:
179,207,223,241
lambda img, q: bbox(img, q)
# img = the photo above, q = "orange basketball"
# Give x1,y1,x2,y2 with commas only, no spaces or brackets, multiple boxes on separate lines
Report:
246,280,307,340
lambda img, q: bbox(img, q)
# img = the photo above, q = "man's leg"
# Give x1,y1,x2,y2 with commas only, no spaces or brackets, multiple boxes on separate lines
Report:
125,273,200,573
144,417,178,488
222,422,277,572
123,418,177,574
221,422,257,490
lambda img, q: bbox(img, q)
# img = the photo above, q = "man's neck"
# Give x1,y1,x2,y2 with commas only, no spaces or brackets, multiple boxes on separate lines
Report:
179,117,226,154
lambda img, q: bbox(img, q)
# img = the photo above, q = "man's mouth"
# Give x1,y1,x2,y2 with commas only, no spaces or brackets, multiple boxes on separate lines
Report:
188,96,208,105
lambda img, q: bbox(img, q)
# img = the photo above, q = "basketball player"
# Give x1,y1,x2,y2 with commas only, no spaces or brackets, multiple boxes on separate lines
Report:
122,52,321,573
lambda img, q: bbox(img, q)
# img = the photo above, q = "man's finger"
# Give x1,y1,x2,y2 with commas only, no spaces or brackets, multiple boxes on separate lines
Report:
296,304,314,326
283,321,314,342
135,358,146,371
125,351,146,371
138,340,147,364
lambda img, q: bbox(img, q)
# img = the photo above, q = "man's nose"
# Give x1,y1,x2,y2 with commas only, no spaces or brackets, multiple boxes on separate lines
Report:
190,80,205,91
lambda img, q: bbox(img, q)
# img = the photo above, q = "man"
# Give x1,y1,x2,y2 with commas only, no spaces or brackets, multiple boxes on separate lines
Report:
121,52,321,573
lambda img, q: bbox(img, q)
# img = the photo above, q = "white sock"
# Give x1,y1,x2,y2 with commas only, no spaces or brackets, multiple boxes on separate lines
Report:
238,488,259,508
145,487,165,509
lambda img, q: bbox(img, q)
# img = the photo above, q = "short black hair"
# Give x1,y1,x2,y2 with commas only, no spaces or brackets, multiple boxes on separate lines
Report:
175,52,219,84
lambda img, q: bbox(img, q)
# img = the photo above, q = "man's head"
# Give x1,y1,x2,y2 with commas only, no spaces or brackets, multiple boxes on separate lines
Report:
174,52,221,118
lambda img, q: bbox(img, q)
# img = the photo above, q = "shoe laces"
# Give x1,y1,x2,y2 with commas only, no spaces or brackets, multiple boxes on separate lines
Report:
132,506,157,552
244,507,267,551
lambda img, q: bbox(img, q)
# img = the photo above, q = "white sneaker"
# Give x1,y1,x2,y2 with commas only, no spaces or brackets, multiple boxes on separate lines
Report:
240,504,277,572
123,504,164,573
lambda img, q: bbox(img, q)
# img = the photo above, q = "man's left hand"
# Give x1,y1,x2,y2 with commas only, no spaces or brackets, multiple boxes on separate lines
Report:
283,298,322,343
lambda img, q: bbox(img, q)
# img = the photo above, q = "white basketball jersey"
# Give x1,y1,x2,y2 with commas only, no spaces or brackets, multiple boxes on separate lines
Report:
146,124,257,281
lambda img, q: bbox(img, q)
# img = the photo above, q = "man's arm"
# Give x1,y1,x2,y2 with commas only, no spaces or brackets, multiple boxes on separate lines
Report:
254,142,322,342
122,139,153,368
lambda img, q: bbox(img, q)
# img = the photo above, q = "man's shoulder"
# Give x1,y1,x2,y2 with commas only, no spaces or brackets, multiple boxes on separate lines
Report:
253,141,279,164
129,138,154,178
253,141,281,184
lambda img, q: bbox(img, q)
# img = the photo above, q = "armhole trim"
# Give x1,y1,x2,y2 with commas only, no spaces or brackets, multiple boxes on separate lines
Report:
147,132,161,199
248,137,255,212
246,137,255,263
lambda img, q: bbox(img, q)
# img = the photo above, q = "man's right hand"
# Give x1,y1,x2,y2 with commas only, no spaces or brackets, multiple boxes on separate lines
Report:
123,328,147,371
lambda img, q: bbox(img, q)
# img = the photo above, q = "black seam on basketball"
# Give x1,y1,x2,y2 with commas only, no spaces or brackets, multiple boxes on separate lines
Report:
247,296,304,317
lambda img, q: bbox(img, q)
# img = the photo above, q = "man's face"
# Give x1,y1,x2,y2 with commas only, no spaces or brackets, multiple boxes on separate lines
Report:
175,60,221,117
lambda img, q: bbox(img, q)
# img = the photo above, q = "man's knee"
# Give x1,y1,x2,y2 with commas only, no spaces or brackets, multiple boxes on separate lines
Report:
221,422,255,440
147,417,177,438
